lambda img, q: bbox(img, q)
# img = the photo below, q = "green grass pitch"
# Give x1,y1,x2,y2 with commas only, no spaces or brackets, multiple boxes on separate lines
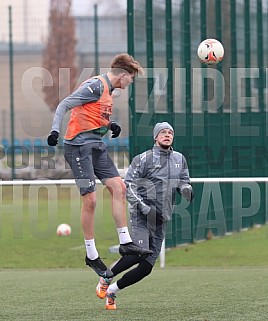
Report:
1,185,268,320
0,268,268,321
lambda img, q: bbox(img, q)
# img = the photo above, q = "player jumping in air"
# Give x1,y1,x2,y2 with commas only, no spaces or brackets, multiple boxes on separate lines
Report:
47,53,152,278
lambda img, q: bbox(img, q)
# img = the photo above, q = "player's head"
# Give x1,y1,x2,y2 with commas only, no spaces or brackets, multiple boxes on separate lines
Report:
109,53,144,89
153,122,174,149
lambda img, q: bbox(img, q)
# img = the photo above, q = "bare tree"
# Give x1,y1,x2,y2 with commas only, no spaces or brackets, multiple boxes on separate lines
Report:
43,0,77,111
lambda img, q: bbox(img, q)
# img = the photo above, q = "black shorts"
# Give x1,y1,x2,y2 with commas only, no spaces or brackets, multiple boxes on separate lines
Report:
64,142,120,195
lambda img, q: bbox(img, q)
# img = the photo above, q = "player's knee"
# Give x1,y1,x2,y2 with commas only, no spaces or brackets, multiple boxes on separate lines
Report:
116,184,126,200
82,192,97,211
116,178,126,196
106,177,126,198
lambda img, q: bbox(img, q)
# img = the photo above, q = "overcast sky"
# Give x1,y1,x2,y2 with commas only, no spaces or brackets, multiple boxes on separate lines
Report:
72,0,127,16
0,0,127,42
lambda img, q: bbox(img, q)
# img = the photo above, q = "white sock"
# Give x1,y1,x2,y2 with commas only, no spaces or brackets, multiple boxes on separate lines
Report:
84,239,99,260
117,227,132,244
108,281,120,294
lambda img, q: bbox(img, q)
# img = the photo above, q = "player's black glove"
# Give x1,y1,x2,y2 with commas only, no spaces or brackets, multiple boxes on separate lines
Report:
110,121,121,138
47,131,59,146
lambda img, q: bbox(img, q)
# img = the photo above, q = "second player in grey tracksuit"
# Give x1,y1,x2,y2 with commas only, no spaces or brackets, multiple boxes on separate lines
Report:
102,122,193,308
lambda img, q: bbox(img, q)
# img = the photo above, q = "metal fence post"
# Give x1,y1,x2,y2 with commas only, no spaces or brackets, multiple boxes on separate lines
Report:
8,5,15,180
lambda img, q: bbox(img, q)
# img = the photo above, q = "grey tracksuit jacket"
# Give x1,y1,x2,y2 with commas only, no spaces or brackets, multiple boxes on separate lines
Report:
125,145,191,221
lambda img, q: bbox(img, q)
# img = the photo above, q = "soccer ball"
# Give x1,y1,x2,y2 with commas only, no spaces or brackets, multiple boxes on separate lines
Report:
197,39,224,64
56,223,71,236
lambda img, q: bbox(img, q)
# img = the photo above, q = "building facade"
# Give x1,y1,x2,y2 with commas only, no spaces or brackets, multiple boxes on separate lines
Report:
0,12,128,146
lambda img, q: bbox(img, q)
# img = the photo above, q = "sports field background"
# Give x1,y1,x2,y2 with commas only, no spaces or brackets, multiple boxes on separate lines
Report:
1,185,268,320
2,184,268,269
1,1,268,320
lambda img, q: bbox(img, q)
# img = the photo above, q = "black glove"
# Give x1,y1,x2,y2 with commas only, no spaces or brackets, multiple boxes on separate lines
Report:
47,131,59,146
110,122,121,138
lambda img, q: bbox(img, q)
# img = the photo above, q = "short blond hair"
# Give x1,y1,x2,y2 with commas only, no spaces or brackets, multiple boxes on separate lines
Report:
110,53,144,75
